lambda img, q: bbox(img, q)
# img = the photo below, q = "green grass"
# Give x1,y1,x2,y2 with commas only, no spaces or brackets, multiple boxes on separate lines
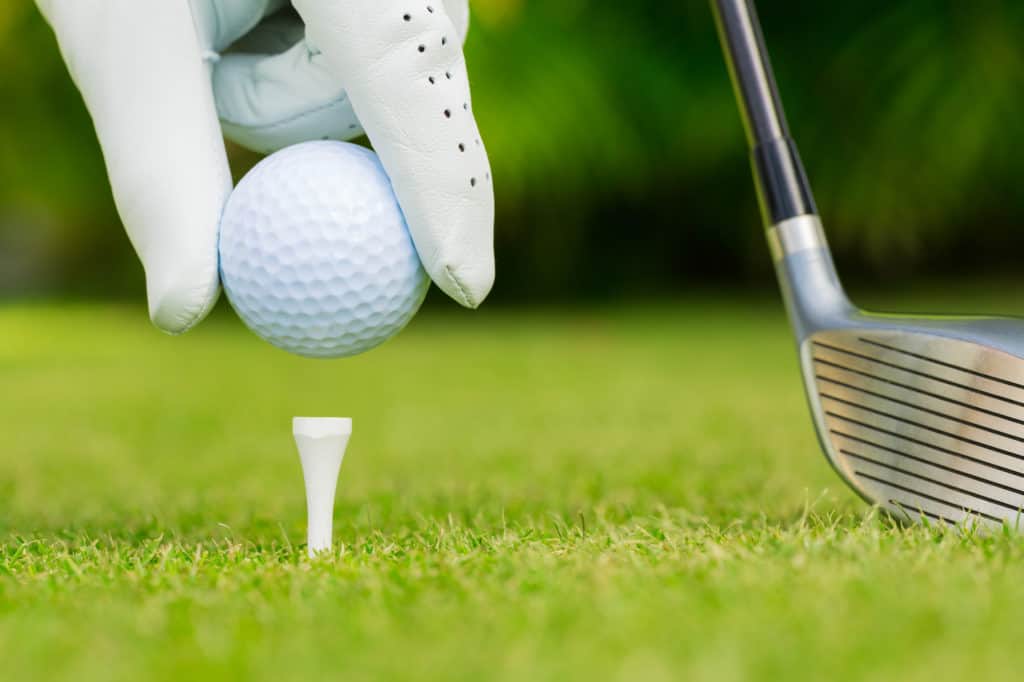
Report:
4,292,1024,681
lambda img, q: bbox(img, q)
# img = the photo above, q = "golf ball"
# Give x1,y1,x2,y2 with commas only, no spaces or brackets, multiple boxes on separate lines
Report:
219,141,430,358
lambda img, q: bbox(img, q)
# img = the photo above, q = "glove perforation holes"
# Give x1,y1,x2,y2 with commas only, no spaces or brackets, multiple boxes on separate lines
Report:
428,76,436,84
470,178,477,187
444,109,452,118
418,45,426,53
427,5,434,12
458,143,465,152
442,36,448,46
403,13,411,21
445,71,452,80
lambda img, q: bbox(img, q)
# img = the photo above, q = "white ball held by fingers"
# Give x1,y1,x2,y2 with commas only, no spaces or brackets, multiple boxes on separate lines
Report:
219,142,430,359
293,417,352,557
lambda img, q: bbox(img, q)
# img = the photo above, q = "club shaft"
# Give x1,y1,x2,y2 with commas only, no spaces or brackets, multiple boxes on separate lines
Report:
712,0,817,226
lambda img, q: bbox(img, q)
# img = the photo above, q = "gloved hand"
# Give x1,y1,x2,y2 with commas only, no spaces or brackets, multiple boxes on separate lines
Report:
36,0,495,334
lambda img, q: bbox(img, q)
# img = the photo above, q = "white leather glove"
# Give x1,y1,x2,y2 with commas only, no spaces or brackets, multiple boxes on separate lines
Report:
36,0,495,334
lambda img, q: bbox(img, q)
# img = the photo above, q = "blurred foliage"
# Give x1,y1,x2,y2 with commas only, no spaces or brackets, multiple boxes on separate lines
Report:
1,1,1023,299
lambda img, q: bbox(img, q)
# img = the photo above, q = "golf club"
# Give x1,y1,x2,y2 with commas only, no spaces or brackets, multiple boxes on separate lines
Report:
713,0,1024,528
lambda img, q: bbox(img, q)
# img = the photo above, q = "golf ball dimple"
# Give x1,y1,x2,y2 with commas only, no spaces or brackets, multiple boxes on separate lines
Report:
219,141,430,358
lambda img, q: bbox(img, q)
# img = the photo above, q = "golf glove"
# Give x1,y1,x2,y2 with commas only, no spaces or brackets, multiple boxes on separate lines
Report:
36,0,495,334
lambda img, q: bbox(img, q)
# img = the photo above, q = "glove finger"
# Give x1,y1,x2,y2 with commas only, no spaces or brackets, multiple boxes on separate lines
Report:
212,4,472,154
213,37,364,153
442,0,470,42
39,1,232,333
292,0,494,308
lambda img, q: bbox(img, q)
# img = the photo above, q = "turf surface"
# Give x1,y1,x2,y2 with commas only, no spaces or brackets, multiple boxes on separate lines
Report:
3,293,1024,680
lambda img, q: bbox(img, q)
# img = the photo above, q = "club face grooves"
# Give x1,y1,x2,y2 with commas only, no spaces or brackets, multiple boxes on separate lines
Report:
804,329,1024,530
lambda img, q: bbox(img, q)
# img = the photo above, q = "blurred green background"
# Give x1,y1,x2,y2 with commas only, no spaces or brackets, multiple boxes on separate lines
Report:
5,5,1024,679
3,1,1023,301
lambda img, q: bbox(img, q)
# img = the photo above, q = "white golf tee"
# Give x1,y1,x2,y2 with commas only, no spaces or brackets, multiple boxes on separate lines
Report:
293,417,352,557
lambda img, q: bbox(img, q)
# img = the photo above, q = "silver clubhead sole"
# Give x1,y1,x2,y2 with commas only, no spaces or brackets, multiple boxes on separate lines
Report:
804,330,1024,529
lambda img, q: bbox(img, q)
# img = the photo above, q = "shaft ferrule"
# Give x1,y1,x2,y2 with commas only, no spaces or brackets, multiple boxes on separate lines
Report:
767,215,828,262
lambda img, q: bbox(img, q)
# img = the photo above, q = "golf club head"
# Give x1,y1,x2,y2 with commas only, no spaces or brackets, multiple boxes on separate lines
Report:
777,216,1024,530
714,0,1024,529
